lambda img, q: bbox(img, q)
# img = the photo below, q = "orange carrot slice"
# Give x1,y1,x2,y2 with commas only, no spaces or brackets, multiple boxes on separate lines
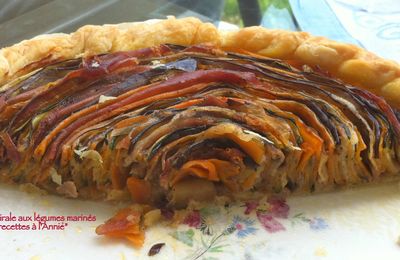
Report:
96,207,145,247
126,177,152,204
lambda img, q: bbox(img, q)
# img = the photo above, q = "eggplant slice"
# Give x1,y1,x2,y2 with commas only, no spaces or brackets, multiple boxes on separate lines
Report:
1,44,399,208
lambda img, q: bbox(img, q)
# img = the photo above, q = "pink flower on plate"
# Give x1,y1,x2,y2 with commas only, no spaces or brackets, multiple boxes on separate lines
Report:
267,197,289,219
244,201,259,215
183,210,201,228
256,211,286,233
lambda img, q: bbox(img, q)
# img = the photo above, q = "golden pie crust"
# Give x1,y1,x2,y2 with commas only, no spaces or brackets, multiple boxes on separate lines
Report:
0,16,399,108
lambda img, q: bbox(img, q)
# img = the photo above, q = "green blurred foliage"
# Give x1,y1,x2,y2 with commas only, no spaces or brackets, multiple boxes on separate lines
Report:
222,0,291,26
268,0,291,10
222,0,243,26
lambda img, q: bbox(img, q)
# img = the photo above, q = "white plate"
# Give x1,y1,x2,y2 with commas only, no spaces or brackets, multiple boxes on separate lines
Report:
1,181,400,260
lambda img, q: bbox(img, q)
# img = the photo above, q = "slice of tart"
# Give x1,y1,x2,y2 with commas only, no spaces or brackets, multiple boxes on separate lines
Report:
0,17,399,246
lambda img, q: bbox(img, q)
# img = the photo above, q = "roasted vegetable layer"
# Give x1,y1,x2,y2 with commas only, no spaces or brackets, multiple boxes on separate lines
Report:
1,44,399,207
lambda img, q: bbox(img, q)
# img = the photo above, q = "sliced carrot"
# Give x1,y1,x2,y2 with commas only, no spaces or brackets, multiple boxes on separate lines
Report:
116,134,132,150
95,208,141,234
182,160,218,180
225,133,265,164
261,106,323,170
126,177,152,204
95,207,145,247
295,119,323,170
34,82,209,161
110,149,127,189
211,159,240,178
241,171,258,191
169,98,203,109
171,159,241,190
113,115,147,129
354,130,367,163
124,232,145,247
273,101,334,152
101,144,112,175
36,69,260,161
60,145,73,167
171,159,219,185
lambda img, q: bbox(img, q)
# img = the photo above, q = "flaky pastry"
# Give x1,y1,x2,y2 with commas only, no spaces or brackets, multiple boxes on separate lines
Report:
0,17,399,108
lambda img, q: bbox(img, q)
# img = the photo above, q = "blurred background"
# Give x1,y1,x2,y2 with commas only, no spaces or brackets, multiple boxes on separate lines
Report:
0,0,398,61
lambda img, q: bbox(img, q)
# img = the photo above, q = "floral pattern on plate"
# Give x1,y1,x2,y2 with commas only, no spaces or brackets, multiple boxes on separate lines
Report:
169,198,328,259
